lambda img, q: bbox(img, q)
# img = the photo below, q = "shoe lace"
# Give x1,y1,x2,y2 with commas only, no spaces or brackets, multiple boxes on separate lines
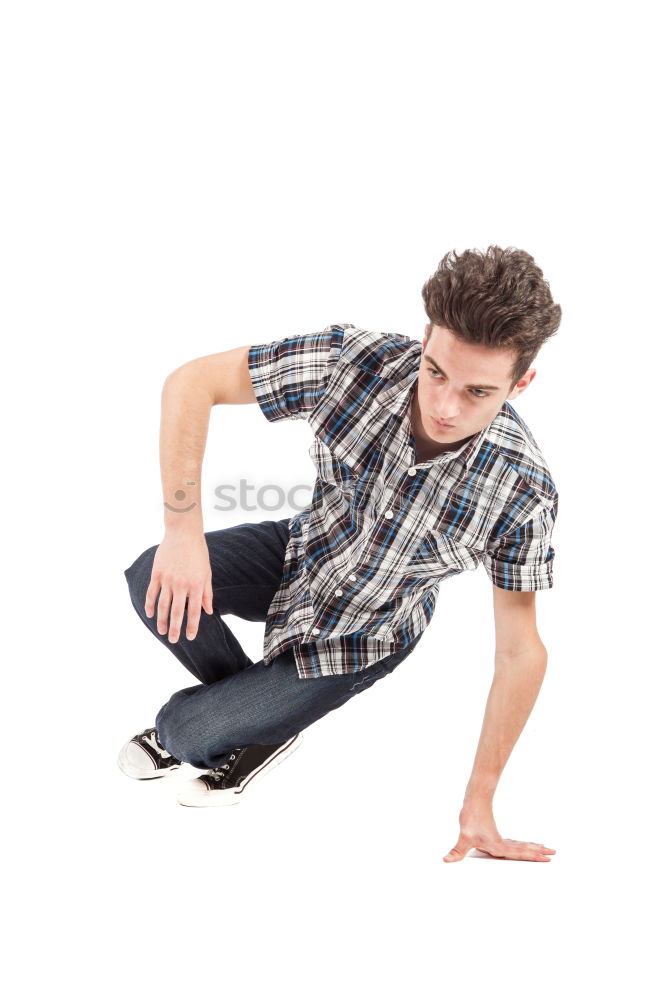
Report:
205,747,245,783
139,727,174,760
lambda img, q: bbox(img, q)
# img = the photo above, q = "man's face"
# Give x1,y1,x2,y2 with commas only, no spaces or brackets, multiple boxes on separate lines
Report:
410,324,536,458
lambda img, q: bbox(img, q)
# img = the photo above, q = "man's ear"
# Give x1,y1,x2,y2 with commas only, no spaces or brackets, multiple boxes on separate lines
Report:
507,368,537,400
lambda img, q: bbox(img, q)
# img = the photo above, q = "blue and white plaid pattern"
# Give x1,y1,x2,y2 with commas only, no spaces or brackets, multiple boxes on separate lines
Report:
247,324,558,679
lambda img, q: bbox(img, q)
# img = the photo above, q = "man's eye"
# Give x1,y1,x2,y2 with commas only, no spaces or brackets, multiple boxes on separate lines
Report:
428,368,487,398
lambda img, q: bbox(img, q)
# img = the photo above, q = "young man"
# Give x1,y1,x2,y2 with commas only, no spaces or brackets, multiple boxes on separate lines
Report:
119,246,561,863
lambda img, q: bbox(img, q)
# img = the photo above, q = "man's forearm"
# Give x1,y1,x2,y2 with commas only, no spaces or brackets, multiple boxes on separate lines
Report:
159,367,214,537
463,641,548,805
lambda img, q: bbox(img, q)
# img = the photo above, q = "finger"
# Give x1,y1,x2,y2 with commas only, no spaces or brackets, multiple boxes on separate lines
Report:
443,843,469,863
507,840,554,851
185,591,204,640
156,584,172,635
168,589,188,643
473,842,528,861
202,579,214,615
503,842,552,862
145,575,161,618
523,843,556,855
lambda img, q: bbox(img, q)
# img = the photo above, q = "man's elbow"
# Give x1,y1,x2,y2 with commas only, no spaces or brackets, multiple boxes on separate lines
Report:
161,363,215,408
494,638,548,671
162,347,257,407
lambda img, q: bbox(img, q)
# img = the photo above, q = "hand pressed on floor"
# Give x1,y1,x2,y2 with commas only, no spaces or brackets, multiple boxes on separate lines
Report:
443,804,556,863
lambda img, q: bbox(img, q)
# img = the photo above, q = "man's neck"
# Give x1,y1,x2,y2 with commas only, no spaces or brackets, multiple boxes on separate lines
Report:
414,435,475,464
409,390,474,462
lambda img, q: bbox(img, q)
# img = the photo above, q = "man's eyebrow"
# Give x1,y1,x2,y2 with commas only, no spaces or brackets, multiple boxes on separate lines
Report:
423,354,501,390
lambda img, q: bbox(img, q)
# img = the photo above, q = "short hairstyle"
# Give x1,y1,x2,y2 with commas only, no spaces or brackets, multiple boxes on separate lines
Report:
421,246,562,389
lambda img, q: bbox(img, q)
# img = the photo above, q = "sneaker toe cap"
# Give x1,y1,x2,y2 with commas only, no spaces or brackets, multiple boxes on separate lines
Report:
124,741,157,772
118,739,163,778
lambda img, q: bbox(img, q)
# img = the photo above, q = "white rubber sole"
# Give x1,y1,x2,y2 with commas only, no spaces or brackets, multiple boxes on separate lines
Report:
117,744,182,781
177,732,303,807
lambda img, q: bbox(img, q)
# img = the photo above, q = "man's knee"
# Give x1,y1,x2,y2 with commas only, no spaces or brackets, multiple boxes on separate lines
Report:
123,544,158,609
156,691,216,765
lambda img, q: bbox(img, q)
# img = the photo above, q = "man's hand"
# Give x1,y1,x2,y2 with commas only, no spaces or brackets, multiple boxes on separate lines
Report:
145,532,214,643
443,803,556,863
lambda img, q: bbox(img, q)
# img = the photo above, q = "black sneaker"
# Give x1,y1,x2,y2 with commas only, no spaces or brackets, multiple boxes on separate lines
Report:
117,726,182,780
177,733,303,807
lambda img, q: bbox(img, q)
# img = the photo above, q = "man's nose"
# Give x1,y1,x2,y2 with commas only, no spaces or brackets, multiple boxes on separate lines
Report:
436,386,461,419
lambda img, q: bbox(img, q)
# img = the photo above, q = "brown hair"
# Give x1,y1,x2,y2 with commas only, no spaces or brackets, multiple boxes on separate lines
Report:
421,246,562,389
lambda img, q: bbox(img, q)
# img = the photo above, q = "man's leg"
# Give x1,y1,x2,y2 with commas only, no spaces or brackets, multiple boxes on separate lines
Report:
123,516,292,685
123,513,423,775
120,515,292,779
155,631,424,770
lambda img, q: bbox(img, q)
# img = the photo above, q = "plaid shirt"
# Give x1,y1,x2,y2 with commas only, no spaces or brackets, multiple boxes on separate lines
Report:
247,323,558,680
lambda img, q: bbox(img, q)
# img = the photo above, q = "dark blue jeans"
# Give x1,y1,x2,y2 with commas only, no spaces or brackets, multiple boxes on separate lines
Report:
123,517,423,769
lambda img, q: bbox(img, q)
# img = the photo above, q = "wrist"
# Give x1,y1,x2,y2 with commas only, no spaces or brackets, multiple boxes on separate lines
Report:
163,513,204,538
463,778,497,808
460,798,495,826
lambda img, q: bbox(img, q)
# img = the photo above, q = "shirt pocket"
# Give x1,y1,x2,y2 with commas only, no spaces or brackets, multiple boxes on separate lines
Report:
404,530,479,581
308,436,357,498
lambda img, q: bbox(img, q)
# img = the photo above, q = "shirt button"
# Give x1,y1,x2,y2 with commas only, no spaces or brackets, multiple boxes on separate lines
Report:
334,588,344,596
312,628,321,635
384,509,394,519
348,574,357,582
408,467,417,476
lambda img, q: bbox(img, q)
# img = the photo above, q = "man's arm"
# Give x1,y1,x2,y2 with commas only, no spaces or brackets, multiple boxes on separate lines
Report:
158,345,256,535
443,586,557,863
144,345,258,643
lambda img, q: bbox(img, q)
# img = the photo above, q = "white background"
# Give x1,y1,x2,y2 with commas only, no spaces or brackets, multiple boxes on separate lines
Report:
2,1,663,997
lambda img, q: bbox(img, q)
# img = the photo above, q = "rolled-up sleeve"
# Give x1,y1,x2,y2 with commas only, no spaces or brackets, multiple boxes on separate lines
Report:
482,502,557,591
247,325,346,423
